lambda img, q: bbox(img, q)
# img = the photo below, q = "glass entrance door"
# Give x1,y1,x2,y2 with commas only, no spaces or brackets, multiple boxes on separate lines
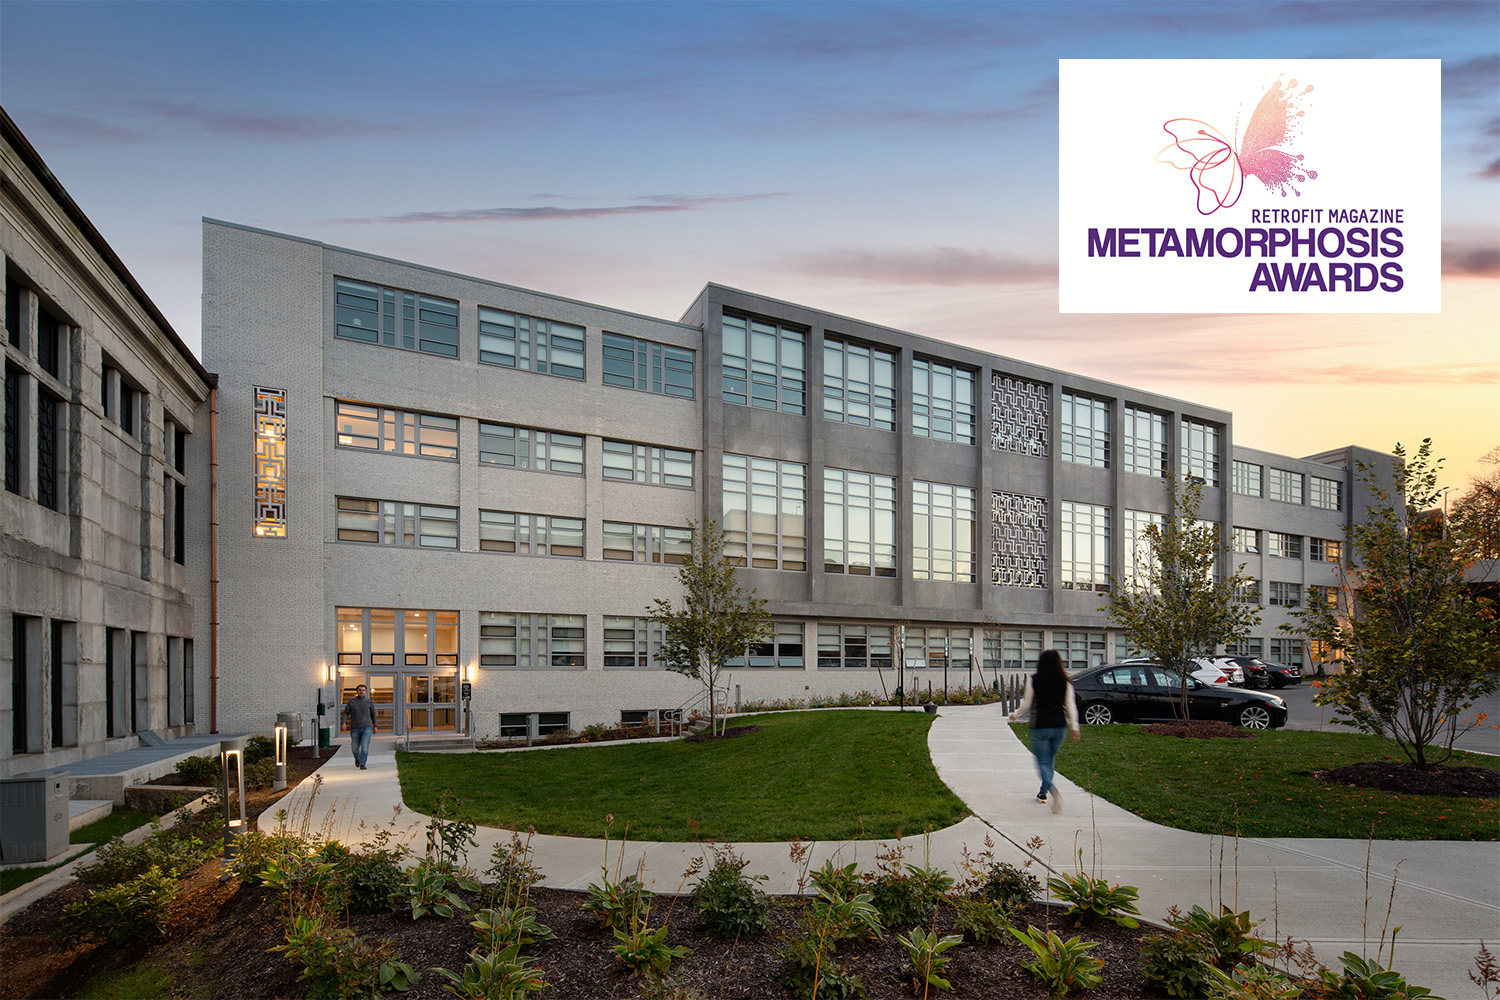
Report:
405,674,458,733
340,674,396,733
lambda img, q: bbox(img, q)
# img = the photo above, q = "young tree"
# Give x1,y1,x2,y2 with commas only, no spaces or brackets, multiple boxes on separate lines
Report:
1106,474,1260,719
1452,445,1500,561
1289,440,1500,768
647,520,770,737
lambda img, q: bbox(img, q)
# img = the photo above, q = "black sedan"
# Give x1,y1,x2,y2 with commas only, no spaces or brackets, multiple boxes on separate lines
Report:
1261,661,1303,688
1071,663,1289,729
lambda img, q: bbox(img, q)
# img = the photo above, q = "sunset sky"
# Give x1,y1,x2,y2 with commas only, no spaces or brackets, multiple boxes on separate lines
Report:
3,0,1496,492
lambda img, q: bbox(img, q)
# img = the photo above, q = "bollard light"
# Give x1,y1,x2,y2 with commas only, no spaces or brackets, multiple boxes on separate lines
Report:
219,736,247,859
272,724,288,791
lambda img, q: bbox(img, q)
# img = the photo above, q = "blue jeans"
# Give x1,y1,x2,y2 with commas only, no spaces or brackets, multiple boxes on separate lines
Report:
1030,727,1066,797
351,726,373,767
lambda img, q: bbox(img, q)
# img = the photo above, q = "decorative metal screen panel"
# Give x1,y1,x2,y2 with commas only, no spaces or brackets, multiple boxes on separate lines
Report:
253,386,286,537
991,492,1048,587
991,375,1049,457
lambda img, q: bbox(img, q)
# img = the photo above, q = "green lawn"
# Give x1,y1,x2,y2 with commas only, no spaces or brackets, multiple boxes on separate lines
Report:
398,710,969,842
1017,724,1498,840
0,807,160,895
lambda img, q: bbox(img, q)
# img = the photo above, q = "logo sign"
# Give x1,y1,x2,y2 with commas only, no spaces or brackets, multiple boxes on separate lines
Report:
1058,60,1440,313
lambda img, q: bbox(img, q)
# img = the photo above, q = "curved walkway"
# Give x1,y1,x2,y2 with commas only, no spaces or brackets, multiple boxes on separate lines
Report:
270,704,1494,998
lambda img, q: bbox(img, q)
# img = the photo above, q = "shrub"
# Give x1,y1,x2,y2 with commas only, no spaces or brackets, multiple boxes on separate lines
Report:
1009,925,1106,998
228,829,310,885
952,896,1014,943
423,790,479,871
471,906,554,951
54,866,179,949
897,927,965,992
173,754,220,784
245,756,277,790
613,915,691,977
1302,951,1441,999
245,734,276,764
346,847,408,915
405,859,479,920
581,873,653,931
692,846,771,939
777,934,866,1000
1047,870,1142,928
1168,904,1274,970
433,942,544,999
482,833,543,910
1207,963,1304,999
75,823,211,890
974,859,1041,908
1139,931,1218,998
541,727,578,745
272,912,413,1000
808,859,862,901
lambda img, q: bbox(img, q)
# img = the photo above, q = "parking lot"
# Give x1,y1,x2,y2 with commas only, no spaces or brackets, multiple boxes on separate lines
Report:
1271,679,1500,756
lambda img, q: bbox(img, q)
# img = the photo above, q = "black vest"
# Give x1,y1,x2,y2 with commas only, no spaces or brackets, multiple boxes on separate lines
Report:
1030,670,1068,730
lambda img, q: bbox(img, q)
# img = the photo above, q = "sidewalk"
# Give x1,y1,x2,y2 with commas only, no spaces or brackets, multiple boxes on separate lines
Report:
263,706,1494,998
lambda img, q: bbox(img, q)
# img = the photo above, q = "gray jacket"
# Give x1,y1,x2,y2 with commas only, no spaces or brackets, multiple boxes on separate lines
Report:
343,695,376,729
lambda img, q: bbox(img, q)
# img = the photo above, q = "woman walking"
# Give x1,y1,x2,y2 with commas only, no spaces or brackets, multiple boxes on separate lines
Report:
1008,649,1081,813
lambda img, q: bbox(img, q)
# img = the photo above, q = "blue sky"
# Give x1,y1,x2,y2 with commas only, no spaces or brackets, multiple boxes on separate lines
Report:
3,0,1496,488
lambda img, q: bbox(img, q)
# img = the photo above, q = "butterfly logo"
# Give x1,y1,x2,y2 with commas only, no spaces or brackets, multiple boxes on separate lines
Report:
1156,77,1319,215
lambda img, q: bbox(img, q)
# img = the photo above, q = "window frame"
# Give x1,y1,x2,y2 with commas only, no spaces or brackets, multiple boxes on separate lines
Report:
601,332,695,398
823,337,895,430
334,277,459,357
1060,391,1111,468
478,306,585,379
601,439,694,488
912,357,976,445
478,510,584,557
912,479,977,583
478,422,584,475
823,467,897,577
721,313,806,414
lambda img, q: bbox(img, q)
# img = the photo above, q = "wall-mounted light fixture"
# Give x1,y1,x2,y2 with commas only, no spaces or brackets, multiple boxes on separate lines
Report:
272,724,288,791
219,736,246,858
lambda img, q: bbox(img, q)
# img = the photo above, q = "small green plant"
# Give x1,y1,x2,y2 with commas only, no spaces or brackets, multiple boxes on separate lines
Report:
1009,925,1106,998
1139,931,1218,998
692,845,771,939
809,859,863,900
405,859,480,919
271,912,410,999
777,934,866,1000
347,845,409,915
425,790,479,870
74,823,211,890
1207,963,1304,999
380,960,421,994
470,906,554,950
245,756,278,790
245,733,276,763
173,753,221,784
612,915,692,977
1047,870,1142,928
1170,904,1274,970
54,866,179,948
433,943,544,999
483,832,543,910
951,896,1014,943
809,884,884,943
1303,951,1441,999
76,963,178,999
897,927,965,992
581,873,653,931
974,859,1041,908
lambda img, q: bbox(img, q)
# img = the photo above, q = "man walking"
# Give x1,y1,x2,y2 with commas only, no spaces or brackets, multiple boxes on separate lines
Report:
342,683,376,769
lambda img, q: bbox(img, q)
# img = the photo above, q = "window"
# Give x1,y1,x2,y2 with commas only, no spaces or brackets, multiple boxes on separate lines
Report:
824,338,895,430
11,615,37,753
602,522,692,564
336,498,459,549
99,364,138,438
1225,637,1263,657
1123,406,1167,477
602,332,694,398
1233,527,1259,553
721,314,805,413
913,480,976,582
1310,476,1342,510
901,626,973,671
1053,631,1108,671
479,612,585,668
823,468,896,576
816,623,894,669
478,307,584,378
1060,391,1110,467
329,608,462,671
603,616,668,668
36,388,58,510
1310,585,1338,606
998,629,1043,671
1310,537,1342,563
912,358,975,444
36,307,60,379
253,386,287,538
478,511,583,557
1268,468,1304,505
1268,581,1301,607
335,278,458,357
991,375,1049,457
1232,460,1263,497
1235,579,1262,604
601,440,693,487
5,275,20,348
1269,638,1305,669
478,423,583,474
1266,531,1302,559
164,473,186,564
1060,501,1111,591
729,621,805,668
1181,418,1221,486
335,402,458,460
4,363,20,494
1123,509,1165,585
722,454,806,570
991,492,1048,588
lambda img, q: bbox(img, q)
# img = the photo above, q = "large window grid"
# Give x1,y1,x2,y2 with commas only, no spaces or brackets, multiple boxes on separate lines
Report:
1269,638,1306,668
1266,531,1302,559
991,375,1049,457
1060,501,1111,592
602,440,693,487
721,314,805,413
602,333,694,398
1123,509,1166,586
1310,538,1342,563
723,454,806,571
1181,419,1221,486
478,307,584,379
603,616,668,668
336,402,458,460
1233,527,1259,553
728,622,805,668
335,607,459,668
912,358,975,444
1310,476,1343,510
1268,468,1304,505
1232,460,1263,497
901,627,973,670
991,492,1047,588
913,481,976,582
823,469,896,576
1226,637,1264,658
335,278,458,357
336,498,458,549
990,629,1043,671
1060,392,1110,468
1235,580,1262,604
823,338,895,430
816,623,894,669
1268,582,1301,607
479,613,585,668
1053,631,1108,670
479,423,583,475
479,511,583,557
602,522,693,564
1123,406,1168,477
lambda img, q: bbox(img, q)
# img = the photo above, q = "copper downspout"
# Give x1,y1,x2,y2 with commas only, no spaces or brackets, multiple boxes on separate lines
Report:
209,385,220,733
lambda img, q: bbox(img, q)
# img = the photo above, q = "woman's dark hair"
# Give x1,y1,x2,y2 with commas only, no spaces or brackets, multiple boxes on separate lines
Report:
1036,648,1068,685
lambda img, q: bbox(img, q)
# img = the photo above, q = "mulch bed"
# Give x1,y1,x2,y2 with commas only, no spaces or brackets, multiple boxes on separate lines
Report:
1317,760,1500,798
1142,720,1256,739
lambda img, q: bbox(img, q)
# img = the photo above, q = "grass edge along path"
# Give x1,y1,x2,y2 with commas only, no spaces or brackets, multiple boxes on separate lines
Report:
0,807,160,895
398,709,969,842
1016,723,1499,840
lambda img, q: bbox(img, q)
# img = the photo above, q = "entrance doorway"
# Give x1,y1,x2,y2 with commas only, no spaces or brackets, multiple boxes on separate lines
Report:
339,671,457,735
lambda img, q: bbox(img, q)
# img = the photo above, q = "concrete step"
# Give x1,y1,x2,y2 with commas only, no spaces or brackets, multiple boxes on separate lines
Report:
69,799,113,832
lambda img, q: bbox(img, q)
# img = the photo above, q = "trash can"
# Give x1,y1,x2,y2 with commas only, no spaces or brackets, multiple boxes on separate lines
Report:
275,711,304,746
0,770,69,863
319,727,331,748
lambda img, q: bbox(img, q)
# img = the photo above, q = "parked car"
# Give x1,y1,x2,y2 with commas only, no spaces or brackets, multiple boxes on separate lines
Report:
1123,656,1237,687
1071,663,1289,729
1196,656,1268,688
1261,661,1304,688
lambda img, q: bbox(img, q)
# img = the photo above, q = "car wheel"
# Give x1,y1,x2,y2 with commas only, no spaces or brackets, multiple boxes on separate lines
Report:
1082,702,1114,725
1237,704,1273,729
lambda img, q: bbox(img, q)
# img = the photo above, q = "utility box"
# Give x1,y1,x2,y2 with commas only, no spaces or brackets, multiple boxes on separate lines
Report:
0,770,70,863
275,711,304,746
